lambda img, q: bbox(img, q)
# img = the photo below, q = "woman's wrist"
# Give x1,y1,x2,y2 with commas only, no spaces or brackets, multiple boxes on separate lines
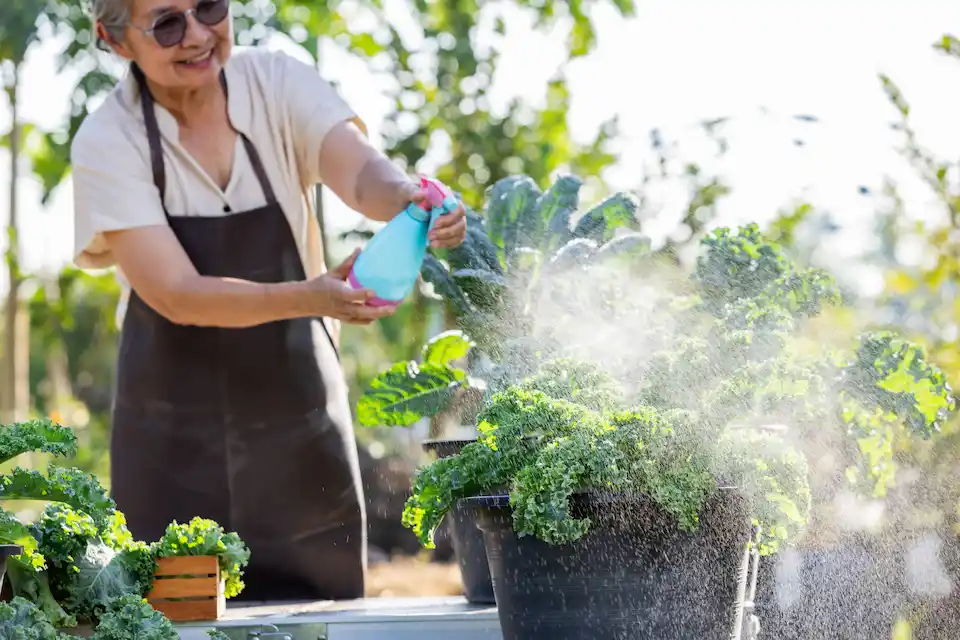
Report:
263,280,314,318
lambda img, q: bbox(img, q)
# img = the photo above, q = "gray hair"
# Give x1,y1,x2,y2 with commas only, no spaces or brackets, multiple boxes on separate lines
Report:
86,0,132,43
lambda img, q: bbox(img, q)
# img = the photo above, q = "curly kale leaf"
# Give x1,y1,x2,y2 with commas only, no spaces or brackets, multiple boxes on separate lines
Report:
694,224,789,314
403,437,539,547
514,358,626,413
402,382,608,546
91,595,178,640
153,518,250,599
714,428,811,556
475,386,604,443
0,419,78,466
705,355,831,431
838,331,955,439
509,430,622,545
0,509,44,571
762,268,843,318
607,408,719,532
31,503,98,571
99,511,143,554
0,596,70,640
0,466,116,527
693,225,842,322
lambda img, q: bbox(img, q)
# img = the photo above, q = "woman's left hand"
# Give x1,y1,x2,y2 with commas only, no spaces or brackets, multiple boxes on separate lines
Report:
402,182,467,249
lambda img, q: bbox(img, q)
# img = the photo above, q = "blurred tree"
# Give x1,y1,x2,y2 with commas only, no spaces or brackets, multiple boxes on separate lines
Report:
870,35,960,383
27,0,636,453
28,267,120,478
861,33,960,574
0,0,48,424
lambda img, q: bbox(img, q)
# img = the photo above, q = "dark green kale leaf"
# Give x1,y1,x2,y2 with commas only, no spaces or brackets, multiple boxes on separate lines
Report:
90,595,178,640
0,466,116,528
0,596,71,640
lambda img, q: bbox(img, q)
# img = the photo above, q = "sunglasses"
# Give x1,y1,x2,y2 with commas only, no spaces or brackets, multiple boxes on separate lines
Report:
135,0,230,48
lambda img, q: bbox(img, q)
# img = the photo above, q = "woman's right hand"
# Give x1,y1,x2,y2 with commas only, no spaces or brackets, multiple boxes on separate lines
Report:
304,249,397,324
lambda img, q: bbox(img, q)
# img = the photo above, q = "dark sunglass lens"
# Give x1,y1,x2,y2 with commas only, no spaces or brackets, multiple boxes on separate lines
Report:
154,14,187,47
196,0,229,26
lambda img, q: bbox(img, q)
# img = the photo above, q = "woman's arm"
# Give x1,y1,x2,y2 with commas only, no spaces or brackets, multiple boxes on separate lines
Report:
104,225,389,328
318,121,467,248
317,121,413,223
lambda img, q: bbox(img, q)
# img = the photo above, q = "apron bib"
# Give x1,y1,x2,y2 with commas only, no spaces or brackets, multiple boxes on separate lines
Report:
109,64,367,601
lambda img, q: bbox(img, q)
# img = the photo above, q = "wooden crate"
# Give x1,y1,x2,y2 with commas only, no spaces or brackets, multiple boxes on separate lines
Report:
147,555,225,622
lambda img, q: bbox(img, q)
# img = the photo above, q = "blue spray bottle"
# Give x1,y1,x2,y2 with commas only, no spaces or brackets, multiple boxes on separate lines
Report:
347,175,461,309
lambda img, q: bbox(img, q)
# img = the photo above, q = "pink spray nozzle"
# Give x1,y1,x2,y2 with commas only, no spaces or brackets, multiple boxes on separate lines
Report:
419,176,453,209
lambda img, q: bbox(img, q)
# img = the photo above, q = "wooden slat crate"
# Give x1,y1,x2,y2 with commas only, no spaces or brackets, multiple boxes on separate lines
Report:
147,555,225,622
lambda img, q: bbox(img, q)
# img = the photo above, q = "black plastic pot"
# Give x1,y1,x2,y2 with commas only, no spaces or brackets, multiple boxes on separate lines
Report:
0,545,22,594
753,539,917,639
422,438,496,605
466,489,754,640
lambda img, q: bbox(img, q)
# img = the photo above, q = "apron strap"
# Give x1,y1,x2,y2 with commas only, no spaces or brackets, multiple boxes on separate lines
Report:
131,63,169,216
131,63,278,209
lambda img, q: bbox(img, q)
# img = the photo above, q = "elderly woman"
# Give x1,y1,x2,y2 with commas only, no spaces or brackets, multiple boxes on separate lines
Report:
72,0,467,601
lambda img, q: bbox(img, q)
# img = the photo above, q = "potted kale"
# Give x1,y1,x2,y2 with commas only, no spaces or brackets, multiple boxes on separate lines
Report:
658,226,956,639
402,358,809,639
357,173,649,603
398,224,954,639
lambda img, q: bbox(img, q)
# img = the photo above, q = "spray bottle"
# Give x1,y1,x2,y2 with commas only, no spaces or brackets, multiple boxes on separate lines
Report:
347,176,461,309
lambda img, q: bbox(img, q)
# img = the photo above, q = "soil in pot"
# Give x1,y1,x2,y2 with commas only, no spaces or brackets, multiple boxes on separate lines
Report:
466,489,753,640
422,438,496,605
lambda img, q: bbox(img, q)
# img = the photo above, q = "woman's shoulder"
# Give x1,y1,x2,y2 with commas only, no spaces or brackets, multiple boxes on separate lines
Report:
228,44,313,71
226,45,329,92
70,84,146,168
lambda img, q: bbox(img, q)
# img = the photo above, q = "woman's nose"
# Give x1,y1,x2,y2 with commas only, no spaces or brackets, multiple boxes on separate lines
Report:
181,11,212,47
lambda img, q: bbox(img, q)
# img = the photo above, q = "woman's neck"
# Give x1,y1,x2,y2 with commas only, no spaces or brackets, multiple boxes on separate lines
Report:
147,78,225,127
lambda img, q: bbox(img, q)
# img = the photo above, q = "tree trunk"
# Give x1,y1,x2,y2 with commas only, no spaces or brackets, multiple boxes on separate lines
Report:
2,63,21,425
44,277,72,420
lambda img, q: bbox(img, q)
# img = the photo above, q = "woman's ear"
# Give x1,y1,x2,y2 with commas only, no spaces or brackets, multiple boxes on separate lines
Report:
96,21,129,57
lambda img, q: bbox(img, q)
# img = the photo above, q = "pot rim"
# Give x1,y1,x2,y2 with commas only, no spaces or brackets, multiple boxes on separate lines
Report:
422,438,477,450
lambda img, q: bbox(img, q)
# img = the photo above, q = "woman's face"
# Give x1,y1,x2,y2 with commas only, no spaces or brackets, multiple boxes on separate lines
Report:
111,0,233,91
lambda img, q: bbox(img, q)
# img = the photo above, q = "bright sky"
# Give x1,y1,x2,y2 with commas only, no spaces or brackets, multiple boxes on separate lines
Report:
1,0,959,290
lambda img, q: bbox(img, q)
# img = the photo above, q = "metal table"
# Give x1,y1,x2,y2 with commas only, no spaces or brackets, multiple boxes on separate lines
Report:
174,597,502,640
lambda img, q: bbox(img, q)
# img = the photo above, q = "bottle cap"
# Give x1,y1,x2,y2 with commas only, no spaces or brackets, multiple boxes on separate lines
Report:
420,176,454,210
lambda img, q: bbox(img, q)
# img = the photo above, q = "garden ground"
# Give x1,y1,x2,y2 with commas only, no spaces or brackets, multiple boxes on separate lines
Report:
366,556,463,598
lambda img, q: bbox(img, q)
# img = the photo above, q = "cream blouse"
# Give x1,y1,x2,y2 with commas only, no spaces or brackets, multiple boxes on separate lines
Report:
70,46,366,327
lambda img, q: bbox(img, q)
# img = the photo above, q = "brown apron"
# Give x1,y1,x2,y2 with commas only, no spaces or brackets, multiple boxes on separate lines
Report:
110,63,366,601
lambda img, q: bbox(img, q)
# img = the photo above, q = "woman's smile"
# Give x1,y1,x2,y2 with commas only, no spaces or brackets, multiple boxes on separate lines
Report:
178,48,215,69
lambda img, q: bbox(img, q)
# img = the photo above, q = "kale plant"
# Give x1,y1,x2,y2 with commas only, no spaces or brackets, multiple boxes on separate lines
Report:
637,224,955,526
401,223,955,555
90,595,179,640
402,362,811,554
0,419,118,628
0,420,251,634
153,517,251,599
357,174,652,431
0,597,71,640
28,504,155,625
